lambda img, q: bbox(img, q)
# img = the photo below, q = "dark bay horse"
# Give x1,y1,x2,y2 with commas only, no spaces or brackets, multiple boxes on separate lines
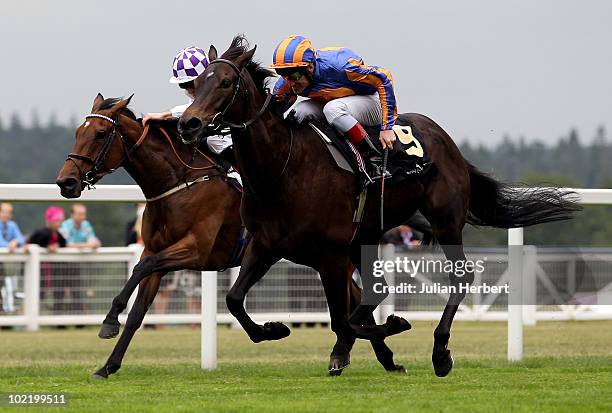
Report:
56,94,244,379
56,93,411,378
178,36,579,376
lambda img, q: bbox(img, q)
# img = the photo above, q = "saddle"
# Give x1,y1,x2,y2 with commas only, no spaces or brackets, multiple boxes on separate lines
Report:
308,115,435,186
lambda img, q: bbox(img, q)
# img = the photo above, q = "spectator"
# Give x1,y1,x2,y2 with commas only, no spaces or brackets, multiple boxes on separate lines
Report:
26,206,67,318
27,206,67,252
59,204,101,249
0,203,26,252
58,204,100,318
0,203,25,314
381,225,422,250
125,203,145,246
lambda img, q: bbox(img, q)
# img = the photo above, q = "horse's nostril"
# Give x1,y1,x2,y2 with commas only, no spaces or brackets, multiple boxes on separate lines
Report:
57,177,78,191
184,117,202,132
178,117,203,138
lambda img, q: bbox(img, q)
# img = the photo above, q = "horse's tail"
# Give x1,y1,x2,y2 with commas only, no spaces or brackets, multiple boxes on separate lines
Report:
466,162,581,228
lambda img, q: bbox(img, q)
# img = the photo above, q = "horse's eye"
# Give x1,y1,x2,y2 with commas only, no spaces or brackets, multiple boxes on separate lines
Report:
95,130,106,139
221,79,232,88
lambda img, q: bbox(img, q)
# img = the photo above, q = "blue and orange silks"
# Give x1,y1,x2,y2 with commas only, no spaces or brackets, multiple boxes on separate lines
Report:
273,47,398,130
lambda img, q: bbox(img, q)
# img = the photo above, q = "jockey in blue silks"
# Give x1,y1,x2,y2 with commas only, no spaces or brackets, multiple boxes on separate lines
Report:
271,35,398,162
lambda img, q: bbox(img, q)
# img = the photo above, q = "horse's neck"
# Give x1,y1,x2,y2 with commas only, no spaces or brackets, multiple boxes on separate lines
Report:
122,125,200,199
232,113,294,193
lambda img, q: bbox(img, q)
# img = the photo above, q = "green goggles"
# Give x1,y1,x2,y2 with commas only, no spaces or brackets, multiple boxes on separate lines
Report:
284,71,304,82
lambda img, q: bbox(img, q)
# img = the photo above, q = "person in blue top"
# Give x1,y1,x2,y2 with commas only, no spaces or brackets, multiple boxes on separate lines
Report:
271,35,398,163
59,204,101,249
0,203,25,314
0,203,25,252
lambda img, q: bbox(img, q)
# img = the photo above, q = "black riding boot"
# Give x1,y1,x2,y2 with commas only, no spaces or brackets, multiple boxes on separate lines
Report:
354,135,384,179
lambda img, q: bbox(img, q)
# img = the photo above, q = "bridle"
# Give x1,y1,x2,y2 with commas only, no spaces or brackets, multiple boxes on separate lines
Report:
67,114,130,189
205,58,272,132
67,114,219,190
202,58,293,195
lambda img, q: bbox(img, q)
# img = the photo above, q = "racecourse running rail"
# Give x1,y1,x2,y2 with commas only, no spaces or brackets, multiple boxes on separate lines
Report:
1,184,611,367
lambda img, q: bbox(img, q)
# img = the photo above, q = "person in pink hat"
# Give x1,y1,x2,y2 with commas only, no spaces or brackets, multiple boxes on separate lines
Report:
27,206,67,252
26,207,69,319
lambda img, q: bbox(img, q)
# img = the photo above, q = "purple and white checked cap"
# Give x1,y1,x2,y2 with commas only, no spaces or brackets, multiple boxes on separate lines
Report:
169,46,209,84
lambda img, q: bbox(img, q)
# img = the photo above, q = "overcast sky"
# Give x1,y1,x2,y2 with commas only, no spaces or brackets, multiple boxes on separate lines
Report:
1,0,610,146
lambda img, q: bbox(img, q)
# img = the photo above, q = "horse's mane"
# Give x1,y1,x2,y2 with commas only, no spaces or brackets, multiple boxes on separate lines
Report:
220,35,276,97
98,97,138,120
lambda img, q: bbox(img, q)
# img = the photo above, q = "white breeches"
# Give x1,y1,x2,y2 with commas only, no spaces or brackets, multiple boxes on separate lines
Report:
292,94,382,132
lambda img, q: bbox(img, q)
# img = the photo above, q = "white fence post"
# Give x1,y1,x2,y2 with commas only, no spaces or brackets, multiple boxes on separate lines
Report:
380,244,395,323
24,245,41,331
508,228,524,361
201,271,217,370
522,246,537,326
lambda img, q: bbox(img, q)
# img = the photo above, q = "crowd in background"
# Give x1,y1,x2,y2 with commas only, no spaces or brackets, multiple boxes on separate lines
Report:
0,202,101,318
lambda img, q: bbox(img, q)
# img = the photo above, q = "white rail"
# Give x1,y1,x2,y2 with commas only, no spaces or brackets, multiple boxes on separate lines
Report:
2,184,612,367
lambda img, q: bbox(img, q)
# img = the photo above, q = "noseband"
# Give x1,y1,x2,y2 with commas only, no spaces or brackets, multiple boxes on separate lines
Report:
205,58,272,132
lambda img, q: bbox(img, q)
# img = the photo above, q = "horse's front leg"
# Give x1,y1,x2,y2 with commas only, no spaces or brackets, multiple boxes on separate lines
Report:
99,234,202,339
226,240,287,343
93,273,163,379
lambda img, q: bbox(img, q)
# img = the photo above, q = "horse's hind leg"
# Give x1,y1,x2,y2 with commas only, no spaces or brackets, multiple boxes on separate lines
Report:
317,253,357,376
226,241,287,343
423,210,473,377
346,238,411,341
93,273,163,379
349,278,405,373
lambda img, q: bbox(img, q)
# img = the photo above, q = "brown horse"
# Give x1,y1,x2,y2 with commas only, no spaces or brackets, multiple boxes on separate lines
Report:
56,93,417,378
56,94,244,379
178,36,579,376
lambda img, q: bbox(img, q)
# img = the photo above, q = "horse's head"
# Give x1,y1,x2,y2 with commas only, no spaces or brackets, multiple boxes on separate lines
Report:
56,93,133,198
179,37,259,144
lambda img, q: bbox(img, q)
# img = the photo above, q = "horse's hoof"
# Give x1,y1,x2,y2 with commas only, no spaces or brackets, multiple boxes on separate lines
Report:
262,322,291,341
98,322,120,339
386,364,407,374
92,367,109,379
432,349,454,377
328,354,350,376
386,315,412,336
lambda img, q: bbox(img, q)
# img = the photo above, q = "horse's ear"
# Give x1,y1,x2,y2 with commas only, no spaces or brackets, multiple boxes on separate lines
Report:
208,45,218,62
235,45,257,69
110,94,133,114
92,93,104,112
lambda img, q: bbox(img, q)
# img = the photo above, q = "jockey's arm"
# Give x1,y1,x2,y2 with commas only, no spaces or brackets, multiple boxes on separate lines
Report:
143,102,191,126
344,59,398,148
272,77,298,113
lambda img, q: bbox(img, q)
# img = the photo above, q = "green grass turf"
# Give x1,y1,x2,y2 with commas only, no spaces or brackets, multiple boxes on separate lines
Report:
1,321,612,412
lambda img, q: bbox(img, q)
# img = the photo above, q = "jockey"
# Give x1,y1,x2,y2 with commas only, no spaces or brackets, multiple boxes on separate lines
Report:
271,35,398,164
143,46,236,168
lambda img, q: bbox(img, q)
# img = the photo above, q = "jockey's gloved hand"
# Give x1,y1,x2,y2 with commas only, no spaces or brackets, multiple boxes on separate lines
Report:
273,94,297,114
379,129,396,150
